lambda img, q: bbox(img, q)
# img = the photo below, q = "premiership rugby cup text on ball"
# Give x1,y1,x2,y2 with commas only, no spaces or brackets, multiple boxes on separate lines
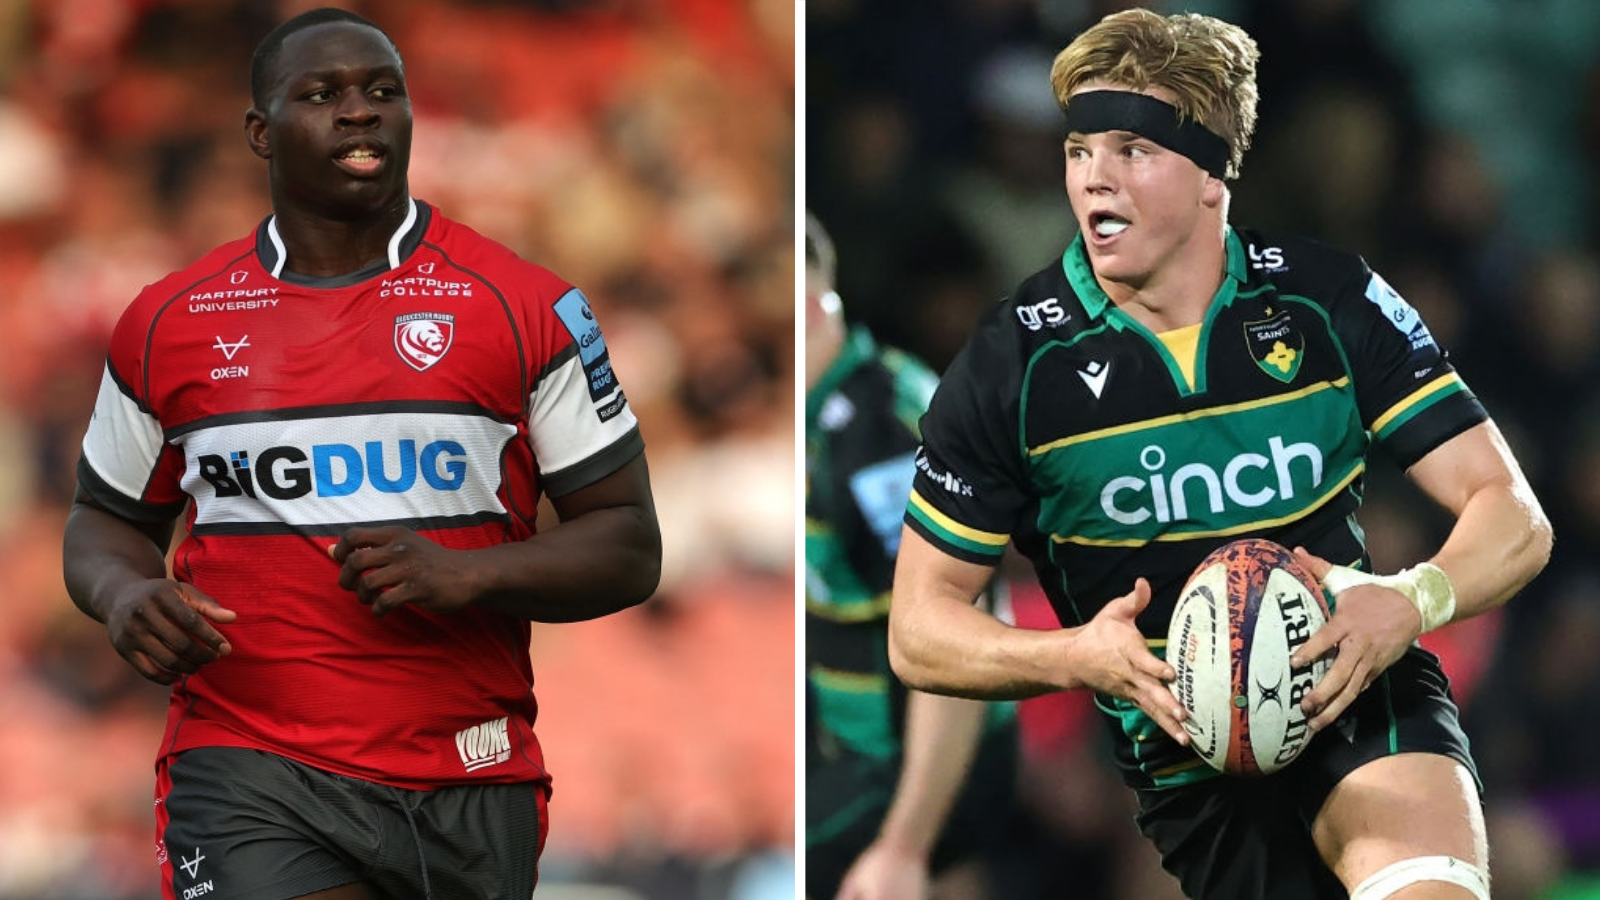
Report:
1167,538,1332,776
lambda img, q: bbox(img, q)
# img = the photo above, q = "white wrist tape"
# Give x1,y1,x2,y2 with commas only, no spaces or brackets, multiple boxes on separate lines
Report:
1320,562,1457,633
1348,855,1488,900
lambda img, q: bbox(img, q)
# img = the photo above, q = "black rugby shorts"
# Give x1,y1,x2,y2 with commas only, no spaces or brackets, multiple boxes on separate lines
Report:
1133,645,1477,900
157,746,548,900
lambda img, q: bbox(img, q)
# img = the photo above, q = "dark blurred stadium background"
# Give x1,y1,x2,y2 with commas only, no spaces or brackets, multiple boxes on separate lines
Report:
0,1,794,899
809,1,1600,899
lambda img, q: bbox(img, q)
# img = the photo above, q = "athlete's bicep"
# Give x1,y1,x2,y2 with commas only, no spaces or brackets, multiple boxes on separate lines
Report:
548,452,656,524
890,527,1041,698
1405,420,1534,516
891,524,997,612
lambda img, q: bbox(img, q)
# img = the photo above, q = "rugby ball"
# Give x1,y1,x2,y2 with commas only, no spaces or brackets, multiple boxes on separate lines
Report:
1166,538,1332,776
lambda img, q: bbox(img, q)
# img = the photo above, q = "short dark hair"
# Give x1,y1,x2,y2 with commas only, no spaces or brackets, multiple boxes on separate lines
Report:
805,211,835,286
250,7,401,109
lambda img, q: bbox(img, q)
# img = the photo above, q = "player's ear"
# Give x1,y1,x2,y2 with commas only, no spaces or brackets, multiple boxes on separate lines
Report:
245,108,271,160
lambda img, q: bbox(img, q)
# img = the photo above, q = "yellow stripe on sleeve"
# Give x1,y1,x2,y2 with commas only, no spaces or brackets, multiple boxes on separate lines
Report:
1370,373,1462,434
908,490,1010,548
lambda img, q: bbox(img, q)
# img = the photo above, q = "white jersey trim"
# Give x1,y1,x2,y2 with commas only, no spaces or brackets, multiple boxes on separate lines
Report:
527,353,637,477
81,366,166,502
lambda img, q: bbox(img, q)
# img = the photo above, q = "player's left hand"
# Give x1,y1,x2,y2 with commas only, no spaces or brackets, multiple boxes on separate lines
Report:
1288,547,1423,732
329,526,480,617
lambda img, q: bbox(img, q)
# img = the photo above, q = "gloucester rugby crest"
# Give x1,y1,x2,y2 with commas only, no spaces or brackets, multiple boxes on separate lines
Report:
395,312,455,371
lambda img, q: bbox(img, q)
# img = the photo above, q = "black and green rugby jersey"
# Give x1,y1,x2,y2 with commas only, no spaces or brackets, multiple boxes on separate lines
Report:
807,327,1011,763
905,227,1486,789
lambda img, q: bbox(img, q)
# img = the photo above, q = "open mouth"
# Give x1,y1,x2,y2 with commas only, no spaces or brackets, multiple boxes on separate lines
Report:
1090,212,1130,238
334,144,385,176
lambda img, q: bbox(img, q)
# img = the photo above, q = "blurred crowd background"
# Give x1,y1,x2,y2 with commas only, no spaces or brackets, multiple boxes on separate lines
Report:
810,1,1600,899
0,1,795,899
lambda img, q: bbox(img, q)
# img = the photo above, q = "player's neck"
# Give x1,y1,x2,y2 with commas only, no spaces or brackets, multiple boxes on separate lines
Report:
269,196,415,279
1098,226,1227,333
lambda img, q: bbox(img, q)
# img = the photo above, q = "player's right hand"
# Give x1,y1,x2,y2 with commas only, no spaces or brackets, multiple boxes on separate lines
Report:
104,580,237,685
832,839,929,900
1065,577,1189,746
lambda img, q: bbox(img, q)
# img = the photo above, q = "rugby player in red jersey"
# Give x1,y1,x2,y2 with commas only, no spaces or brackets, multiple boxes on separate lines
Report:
62,8,660,899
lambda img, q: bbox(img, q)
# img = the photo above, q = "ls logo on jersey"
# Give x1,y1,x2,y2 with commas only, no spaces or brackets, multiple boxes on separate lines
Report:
395,312,455,371
1244,306,1303,383
553,288,625,422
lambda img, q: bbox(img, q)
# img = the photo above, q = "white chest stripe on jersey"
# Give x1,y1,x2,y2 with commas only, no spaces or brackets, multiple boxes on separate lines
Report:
82,367,167,501
181,412,516,528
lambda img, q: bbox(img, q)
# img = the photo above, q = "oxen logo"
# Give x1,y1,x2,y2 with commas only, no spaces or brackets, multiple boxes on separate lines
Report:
394,312,455,371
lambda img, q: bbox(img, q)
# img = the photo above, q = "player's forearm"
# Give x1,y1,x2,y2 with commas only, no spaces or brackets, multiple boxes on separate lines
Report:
62,498,174,623
890,602,1068,699
875,690,988,855
1430,480,1552,621
468,504,661,622
889,531,1067,699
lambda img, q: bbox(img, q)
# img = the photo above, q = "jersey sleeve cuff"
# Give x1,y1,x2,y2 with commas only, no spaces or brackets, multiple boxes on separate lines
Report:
540,427,645,498
904,490,1009,564
76,455,187,524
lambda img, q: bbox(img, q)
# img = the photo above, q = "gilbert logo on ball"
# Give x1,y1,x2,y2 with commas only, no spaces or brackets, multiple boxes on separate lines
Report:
1167,538,1331,776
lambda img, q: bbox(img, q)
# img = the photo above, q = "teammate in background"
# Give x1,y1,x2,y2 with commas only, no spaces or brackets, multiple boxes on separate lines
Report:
888,9,1551,900
805,212,1018,900
61,8,660,899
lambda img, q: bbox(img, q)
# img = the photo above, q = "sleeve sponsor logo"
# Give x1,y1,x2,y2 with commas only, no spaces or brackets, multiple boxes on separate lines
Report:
553,288,620,405
914,448,975,497
596,391,629,423
1364,273,1436,352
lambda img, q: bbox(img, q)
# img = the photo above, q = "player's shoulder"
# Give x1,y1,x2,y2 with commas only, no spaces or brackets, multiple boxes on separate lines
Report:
945,258,1080,383
926,260,1069,419
1233,226,1371,306
123,231,261,322
961,259,1070,345
423,203,573,298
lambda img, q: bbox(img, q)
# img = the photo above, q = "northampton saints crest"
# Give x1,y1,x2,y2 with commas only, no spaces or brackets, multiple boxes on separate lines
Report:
1244,307,1302,383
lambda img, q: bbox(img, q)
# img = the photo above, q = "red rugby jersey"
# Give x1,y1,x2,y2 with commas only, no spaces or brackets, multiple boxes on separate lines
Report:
77,200,643,789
